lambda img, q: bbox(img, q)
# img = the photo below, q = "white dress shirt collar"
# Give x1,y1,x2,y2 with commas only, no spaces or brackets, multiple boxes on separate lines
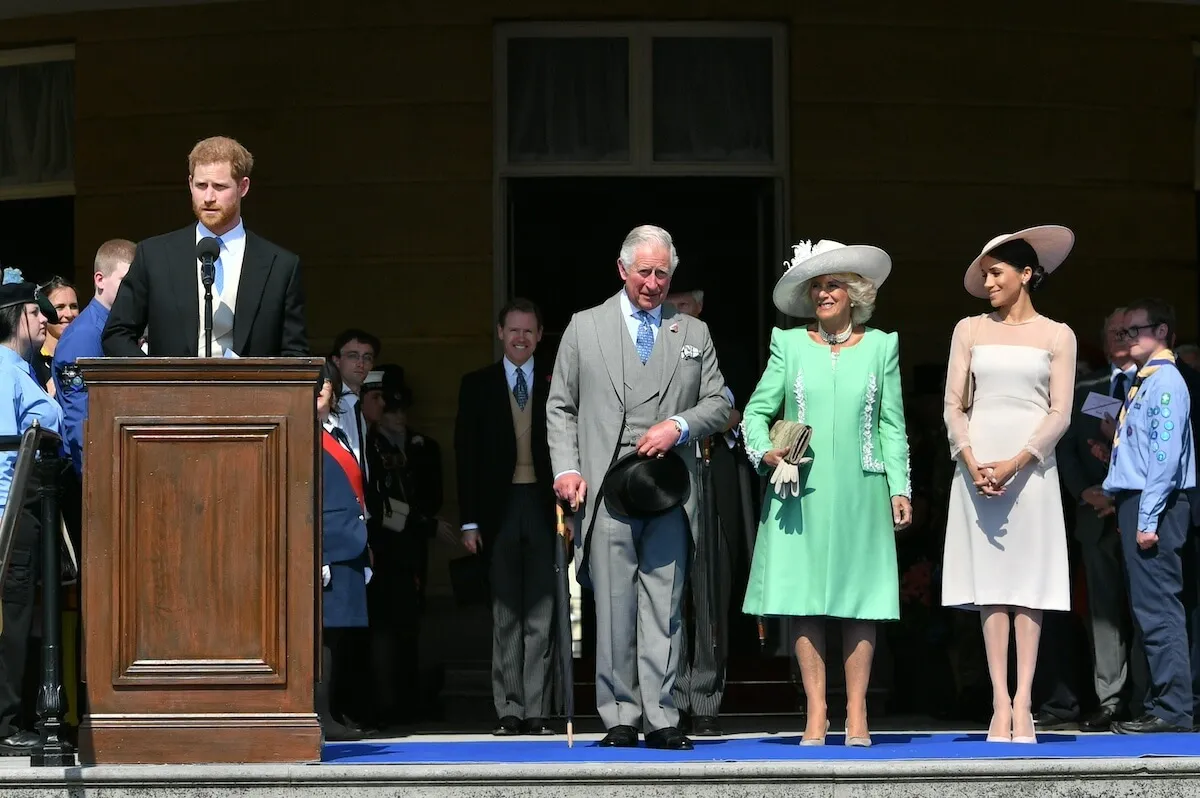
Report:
196,219,246,246
503,356,534,391
618,290,663,324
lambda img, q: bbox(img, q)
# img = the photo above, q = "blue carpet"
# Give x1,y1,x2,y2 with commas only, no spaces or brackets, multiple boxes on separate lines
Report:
322,732,1200,763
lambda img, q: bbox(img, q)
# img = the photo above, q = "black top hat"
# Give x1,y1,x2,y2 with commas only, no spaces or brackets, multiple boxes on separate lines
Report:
0,268,57,324
602,448,690,519
362,363,413,410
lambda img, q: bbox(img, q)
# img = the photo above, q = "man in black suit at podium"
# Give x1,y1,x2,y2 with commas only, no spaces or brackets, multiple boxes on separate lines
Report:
454,297,558,736
102,136,308,358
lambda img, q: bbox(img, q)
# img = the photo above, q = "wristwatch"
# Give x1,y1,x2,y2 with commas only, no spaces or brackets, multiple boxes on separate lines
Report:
670,419,683,439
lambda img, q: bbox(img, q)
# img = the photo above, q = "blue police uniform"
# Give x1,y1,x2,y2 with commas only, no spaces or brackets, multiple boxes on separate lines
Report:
1103,356,1196,729
51,299,108,477
322,449,369,628
0,346,63,512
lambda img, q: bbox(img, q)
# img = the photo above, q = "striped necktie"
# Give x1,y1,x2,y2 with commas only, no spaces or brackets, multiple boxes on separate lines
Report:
1112,349,1175,456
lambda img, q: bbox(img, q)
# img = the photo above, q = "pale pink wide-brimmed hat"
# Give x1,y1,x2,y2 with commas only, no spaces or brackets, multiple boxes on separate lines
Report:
964,225,1074,299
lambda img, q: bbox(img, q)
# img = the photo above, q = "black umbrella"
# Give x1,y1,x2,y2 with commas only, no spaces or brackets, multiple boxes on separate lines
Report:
554,504,575,747
699,437,720,654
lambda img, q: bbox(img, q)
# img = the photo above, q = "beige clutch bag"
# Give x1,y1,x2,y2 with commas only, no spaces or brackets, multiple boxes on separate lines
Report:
768,420,813,497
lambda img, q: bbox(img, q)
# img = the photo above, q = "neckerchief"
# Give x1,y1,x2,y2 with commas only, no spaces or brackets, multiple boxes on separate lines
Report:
1112,349,1175,453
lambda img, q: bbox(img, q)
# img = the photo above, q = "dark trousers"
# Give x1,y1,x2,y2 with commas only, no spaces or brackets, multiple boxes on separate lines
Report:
316,627,354,726
1117,490,1194,727
366,532,426,725
0,473,43,738
673,439,741,719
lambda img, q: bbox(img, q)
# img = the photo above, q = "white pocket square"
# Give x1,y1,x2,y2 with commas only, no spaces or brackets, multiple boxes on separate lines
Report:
681,345,701,360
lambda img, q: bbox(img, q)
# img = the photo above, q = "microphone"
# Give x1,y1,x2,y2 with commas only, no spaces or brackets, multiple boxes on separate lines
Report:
197,237,220,289
196,237,220,356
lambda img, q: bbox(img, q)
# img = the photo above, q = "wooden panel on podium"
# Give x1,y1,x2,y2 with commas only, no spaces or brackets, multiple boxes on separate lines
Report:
76,357,325,765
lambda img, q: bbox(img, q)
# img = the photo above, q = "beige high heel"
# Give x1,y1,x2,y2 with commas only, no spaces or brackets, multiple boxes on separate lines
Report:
986,703,1013,742
800,719,830,746
1012,711,1037,744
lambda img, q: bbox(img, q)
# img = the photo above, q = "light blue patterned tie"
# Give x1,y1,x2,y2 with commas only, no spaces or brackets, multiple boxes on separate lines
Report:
635,310,655,364
514,366,528,410
213,237,225,295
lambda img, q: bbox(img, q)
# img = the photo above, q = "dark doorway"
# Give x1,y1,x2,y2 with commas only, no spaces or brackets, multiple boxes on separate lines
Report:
0,196,74,285
506,176,778,389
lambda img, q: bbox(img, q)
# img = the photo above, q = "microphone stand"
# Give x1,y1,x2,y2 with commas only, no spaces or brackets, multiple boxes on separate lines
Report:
201,262,215,357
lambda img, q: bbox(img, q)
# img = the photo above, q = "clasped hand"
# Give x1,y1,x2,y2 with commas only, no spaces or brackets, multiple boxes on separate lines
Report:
968,457,1017,498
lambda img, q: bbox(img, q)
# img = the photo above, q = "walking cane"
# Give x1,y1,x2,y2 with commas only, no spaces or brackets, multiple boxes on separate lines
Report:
554,504,575,747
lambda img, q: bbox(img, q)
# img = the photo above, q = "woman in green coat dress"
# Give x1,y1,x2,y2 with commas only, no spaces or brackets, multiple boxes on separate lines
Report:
740,239,912,747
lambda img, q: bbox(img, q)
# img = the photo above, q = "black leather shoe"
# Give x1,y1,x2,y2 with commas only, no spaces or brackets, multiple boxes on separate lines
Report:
521,717,555,735
321,720,362,742
677,712,692,735
691,715,722,736
1079,707,1123,733
645,726,694,750
1034,710,1076,730
1113,714,1191,734
598,725,639,747
493,715,522,736
0,730,41,756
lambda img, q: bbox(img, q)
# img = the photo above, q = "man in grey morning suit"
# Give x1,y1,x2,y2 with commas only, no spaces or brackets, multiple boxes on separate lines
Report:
546,225,729,751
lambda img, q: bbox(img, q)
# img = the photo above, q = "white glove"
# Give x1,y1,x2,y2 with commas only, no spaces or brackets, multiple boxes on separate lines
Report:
770,461,801,498
364,567,373,585
321,564,331,587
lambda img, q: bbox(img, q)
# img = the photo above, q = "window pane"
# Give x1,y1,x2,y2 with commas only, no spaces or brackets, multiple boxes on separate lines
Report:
652,37,773,162
507,37,629,163
0,60,74,186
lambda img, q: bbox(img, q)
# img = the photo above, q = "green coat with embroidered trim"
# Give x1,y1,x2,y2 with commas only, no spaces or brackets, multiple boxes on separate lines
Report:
740,327,909,620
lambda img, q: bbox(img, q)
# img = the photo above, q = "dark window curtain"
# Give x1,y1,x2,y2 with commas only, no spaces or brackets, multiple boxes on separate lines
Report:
652,37,773,162
0,60,74,187
507,37,629,163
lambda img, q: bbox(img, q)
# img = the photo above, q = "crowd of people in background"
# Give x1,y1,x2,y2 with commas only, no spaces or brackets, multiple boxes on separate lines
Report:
0,136,1198,755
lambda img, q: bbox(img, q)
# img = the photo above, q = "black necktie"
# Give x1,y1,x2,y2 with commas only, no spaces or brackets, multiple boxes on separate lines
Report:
1112,372,1129,401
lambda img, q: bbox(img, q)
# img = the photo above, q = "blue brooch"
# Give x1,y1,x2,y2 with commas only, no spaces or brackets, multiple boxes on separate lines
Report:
1162,393,1171,405
1157,452,1168,462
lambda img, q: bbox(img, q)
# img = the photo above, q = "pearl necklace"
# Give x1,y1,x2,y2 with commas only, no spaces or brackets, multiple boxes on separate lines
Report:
818,322,853,345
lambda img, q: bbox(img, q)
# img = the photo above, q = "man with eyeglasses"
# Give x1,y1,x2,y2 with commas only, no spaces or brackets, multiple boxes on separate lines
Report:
328,329,381,486
1102,299,1196,734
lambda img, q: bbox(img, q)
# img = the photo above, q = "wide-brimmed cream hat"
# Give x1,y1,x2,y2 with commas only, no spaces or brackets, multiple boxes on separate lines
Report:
772,239,891,318
964,225,1074,299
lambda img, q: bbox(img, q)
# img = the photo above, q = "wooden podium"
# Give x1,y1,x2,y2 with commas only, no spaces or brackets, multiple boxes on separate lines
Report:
76,357,326,765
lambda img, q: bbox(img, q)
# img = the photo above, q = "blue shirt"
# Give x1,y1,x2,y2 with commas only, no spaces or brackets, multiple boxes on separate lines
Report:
617,291,690,444
52,299,108,476
1102,361,1197,531
0,345,64,512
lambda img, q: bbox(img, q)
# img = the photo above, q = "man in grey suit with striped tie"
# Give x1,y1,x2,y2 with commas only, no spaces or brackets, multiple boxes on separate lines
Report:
547,225,729,751
456,299,558,735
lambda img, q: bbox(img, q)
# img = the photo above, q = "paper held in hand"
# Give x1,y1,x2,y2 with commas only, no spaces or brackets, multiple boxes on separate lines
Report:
1081,391,1123,421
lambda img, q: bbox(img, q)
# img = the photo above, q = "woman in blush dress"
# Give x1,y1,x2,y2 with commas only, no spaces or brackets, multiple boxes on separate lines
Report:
942,226,1077,744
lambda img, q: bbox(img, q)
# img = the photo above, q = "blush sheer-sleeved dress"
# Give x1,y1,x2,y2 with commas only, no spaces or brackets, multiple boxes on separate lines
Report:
941,314,1077,611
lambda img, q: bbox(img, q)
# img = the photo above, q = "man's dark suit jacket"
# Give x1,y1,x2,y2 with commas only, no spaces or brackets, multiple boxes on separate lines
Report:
1057,367,1116,502
454,360,556,549
101,224,309,357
